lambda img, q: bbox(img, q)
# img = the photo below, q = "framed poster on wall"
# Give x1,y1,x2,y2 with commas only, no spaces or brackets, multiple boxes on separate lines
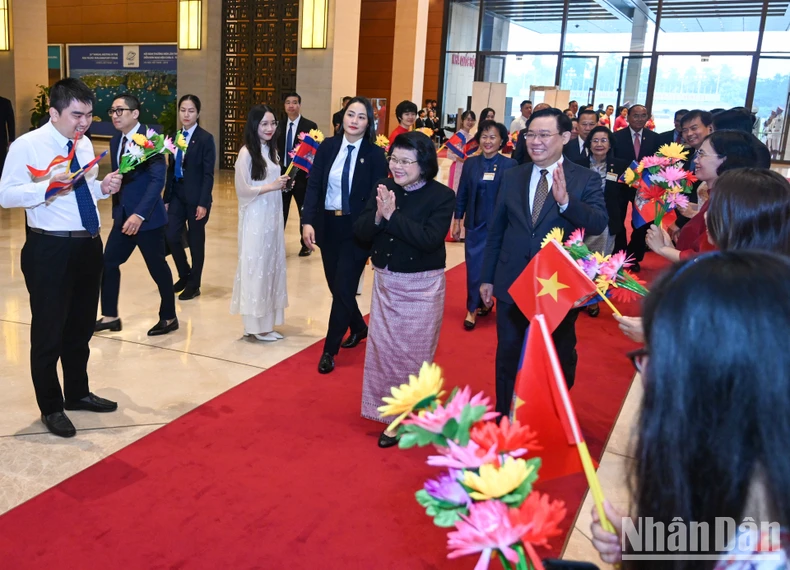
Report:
65,43,177,137
47,45,64,86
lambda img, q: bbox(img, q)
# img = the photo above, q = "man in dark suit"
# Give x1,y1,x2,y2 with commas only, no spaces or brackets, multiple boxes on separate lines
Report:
659,108,688,146
164,94,216,300
94,94,177,336
0,95,14,175
480,108,608,417
612,104,662,268
332,96,352,133
277,92,318,257
563,108,598,163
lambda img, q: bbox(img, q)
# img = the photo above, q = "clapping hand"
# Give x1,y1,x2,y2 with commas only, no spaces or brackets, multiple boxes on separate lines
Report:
552,165,569,207
375,184,396,222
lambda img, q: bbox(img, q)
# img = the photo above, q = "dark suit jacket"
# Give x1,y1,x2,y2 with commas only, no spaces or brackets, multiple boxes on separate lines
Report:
110,125,167,230
455,153,517,228
511,128,533,166
276,115,318,194
0,96,15,148
481,159,608,304
164,125,216,209
574,154,630,235
302,135,389,260
659,129,682,147
354,178,456,273
563,137,586,164
613,127,661,163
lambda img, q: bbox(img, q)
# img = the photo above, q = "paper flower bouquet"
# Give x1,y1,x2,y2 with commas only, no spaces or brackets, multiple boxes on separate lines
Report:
119,129,183,174
619,142,697,228
542,227,649,304
379,362,566,570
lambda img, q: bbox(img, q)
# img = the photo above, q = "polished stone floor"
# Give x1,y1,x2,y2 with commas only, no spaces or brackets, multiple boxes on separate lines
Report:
0,149,642,567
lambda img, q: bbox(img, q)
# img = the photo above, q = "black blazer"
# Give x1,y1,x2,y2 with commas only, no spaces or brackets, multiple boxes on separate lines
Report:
110,125,167,230
302,135,389,259
613,127,662,163
455,153,517,229
511,128,533,166
574,154,630,235
481,160,608,304
354,178,456,273
0,96,14,149
563,137,586,163
276,115,318,193
164,125,216,209
659,129,681,147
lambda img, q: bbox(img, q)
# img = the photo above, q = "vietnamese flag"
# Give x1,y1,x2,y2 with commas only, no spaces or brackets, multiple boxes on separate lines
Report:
508,239,598,332
511,314,594,482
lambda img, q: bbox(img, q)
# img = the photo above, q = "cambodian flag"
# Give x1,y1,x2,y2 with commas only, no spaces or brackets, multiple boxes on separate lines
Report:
446,131,468,159
291,135,321,175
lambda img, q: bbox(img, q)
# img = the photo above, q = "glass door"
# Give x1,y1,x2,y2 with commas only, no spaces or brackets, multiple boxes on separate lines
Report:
753,56,790,163
617,55,650,111
559,55,599,106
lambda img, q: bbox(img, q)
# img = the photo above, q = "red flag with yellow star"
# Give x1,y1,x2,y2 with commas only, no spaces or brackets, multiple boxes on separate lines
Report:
508,239,598,332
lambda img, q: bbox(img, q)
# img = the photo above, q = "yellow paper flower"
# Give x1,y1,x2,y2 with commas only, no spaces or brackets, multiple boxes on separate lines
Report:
658,142,689,161
378,362,445,418
623,168,637,185
175,132,188,151
540,227,565,249
463,457,532,500
416,127,434,137
375,134,390,149
636,163,644,174
308,129,325,144
131,133,148,147
592,252,609,264
595,275,613,293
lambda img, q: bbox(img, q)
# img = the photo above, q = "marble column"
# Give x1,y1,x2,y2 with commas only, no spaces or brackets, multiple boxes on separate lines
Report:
176,0,221,169
624,10,649,106
296,0,362,135
0,0,48,138
388,0,429,129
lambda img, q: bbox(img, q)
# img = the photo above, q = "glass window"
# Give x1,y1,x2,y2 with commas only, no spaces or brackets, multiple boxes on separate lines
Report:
760,3,790,53
653,0,762,53
444,51,477,125
753,56,790,161
478,3,562,52
447,1,481,53
563,0,655,54
502,54,559,124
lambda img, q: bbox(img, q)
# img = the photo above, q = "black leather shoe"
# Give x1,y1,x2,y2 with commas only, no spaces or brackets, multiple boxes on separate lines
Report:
341,327,368,349
64,393,118,413
148,318,179,336
41,412,76,438
378,430,399,448
298,245,312,257
179,286,201,300
587,303,600,318
477,306,492,317
630,262,641,273
94,318,122,332
173,277,189,293
318,352,335,374
463,319,476,330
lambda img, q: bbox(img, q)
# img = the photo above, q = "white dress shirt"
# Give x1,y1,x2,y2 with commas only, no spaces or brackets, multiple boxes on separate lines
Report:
181,122,198,142
529,157,568,215
117,122,141,165
630,127,644,146
509,114,528,134
325,136,362,210
0,121,109,231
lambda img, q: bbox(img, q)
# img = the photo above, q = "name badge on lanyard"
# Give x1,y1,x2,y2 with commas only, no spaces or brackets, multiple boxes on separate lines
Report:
482,172,496,181
606,171,618,182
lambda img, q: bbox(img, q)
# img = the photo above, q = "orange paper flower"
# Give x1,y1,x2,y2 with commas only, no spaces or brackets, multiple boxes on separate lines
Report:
470,416,542,455
508,491,567,548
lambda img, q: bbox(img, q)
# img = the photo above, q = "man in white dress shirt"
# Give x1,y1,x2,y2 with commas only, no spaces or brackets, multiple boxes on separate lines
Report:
509,100,533,134
0,78,122,438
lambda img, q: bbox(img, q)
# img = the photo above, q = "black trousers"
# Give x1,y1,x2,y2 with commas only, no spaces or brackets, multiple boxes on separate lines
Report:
101,224,175,320
494,300,579,418
166,190,209,288
21,231,103,415
320,212,368,355
283,181,306,248
613,187,648,262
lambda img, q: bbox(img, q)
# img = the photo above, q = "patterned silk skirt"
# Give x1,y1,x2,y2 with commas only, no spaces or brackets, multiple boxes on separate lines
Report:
360,266,446,423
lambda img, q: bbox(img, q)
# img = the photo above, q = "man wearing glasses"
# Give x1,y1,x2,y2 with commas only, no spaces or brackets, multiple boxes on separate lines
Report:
480,107,608,417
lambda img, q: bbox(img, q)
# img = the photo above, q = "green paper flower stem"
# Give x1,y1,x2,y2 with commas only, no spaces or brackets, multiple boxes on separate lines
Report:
497,550,514,569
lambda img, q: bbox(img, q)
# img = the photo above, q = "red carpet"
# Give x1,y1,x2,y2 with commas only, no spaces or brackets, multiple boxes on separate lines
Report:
0,260,661,569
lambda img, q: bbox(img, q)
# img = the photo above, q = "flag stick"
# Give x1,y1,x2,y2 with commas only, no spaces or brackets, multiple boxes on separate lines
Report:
284,162,294,177
577,440,615,534
597,291,623,317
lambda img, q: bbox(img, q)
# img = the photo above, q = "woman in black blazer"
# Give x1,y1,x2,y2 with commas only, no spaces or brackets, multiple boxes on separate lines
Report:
302,96,388,375
575,125,629,316
354,132,455,447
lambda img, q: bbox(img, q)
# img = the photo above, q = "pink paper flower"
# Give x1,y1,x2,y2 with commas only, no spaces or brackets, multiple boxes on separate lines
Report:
660,165,687,187
447,500,529,570
599,250,632,280
163,136,176,155
427,439,499,469
564,228,585,247
146,128,157,139
666,192,689,210
424,472,471,506
577,256,602,280
640,155,670,169
404,386,498,434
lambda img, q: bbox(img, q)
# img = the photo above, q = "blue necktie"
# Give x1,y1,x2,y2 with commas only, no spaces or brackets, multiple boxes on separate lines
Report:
67,141,100,236
175,130,188,179
341,145,354,215
286,122,294,166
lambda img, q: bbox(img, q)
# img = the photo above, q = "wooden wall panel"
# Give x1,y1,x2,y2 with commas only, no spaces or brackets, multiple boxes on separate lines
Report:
47,0,177,45
422,0,445,104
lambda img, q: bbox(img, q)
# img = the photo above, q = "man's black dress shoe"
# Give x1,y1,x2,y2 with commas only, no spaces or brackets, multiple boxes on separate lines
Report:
179,286,201,300
318,352,335,374
41,412,76,438
341,327,368,349
630,262,641,273
173,277,188,293
94,318,122,332
587,303,600,318
378,430,399,448
64,393,118,413
148,318,179,336
298,245,312,257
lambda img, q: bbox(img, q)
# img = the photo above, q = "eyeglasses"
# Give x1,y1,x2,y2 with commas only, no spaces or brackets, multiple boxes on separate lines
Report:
108,108,132,117
388,156,418,166
590,138,610,145
259,121,278,128
525,132,560,142
627,347,649,374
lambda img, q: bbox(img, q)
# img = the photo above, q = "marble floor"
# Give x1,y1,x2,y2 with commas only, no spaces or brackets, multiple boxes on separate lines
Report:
0,148,640,568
